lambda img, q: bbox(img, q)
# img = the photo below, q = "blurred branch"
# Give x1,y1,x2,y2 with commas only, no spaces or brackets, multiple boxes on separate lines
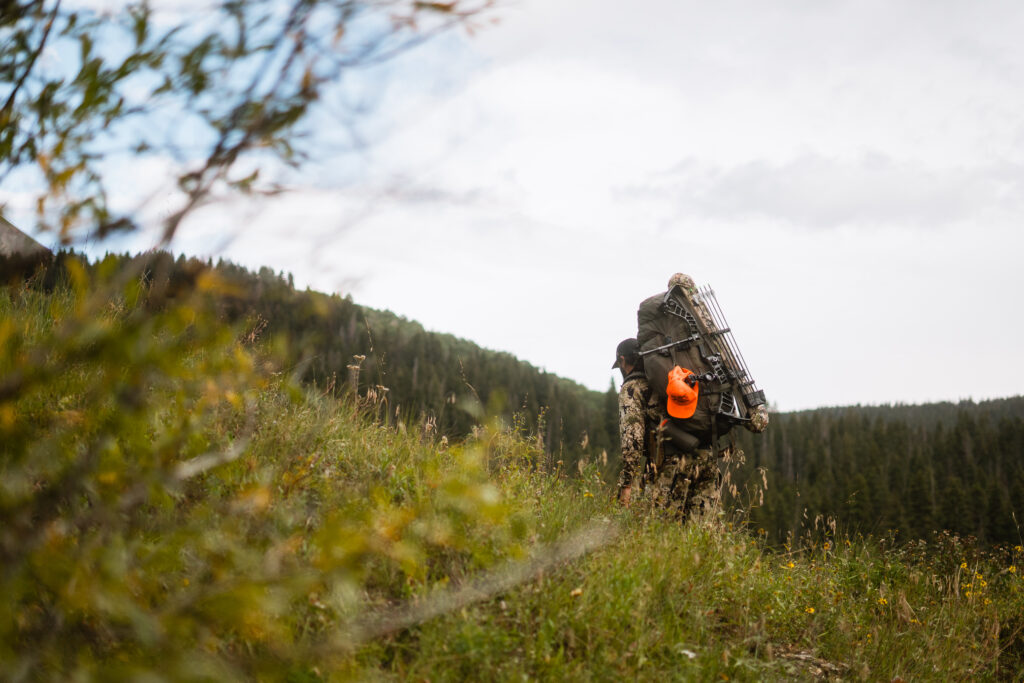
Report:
173,436,252,481
0,0,498,245
0,0,59,119
330,518,619,648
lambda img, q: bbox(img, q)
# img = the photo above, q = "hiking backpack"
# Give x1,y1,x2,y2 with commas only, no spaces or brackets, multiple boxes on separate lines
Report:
637,276,767,452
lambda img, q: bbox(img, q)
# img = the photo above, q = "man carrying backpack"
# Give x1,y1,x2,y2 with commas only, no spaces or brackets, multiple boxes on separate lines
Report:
612,337,713,517
617,273,769,522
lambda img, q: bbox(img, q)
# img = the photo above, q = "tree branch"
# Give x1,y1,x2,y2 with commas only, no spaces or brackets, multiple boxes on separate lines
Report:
1,0,61,119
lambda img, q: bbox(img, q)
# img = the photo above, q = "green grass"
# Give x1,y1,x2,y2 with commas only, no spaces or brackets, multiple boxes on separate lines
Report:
2,274,1023,681
362,511,1024,681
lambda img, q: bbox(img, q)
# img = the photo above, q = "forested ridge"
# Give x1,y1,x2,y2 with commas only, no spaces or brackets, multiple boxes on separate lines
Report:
9,250,1023,547
733,398,1024,546
15,250,619,461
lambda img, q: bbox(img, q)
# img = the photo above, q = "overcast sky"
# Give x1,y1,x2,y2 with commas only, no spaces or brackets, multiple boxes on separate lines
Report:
20,0,1024,411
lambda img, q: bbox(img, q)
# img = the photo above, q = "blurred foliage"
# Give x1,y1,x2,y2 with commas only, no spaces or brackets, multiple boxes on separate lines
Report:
0,0,493,243
0,263,543,679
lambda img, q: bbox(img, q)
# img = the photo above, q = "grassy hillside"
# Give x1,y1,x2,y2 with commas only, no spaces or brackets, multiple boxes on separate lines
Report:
3,270,1024,681
25,249,619,464
13,250,1022,553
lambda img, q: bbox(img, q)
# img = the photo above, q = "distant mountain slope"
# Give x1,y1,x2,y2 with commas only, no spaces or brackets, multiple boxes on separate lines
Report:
35,250,619,466
0,216,50,258
0,216,52,282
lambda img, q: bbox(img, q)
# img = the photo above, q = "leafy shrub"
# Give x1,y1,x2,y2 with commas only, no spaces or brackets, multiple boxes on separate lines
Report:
0,263,532,680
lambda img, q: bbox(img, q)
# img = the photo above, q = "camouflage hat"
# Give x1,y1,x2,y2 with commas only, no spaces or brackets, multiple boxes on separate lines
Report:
667,272,697,293
612,338,639,369
746,404,770,433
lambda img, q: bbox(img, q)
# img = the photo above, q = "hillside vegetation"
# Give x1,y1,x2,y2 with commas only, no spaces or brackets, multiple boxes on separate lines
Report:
6,250,1024,550
2,263,1024,680
13,250,618,463
25,248,1020,550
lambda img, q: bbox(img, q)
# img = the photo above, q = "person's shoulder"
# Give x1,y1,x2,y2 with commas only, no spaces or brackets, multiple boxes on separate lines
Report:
620,375,650,398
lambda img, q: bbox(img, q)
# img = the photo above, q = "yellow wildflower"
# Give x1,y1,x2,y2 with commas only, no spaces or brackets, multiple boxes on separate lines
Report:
805,607,815,614
583,491,594,498
786,561,795,569
965,591,973,598
823,541,831,550
1009,566,1017,574
984,598,992,605
1015,545,1023,553
974,572,983,580
960,561,968,569
877,597,888,606
979,580,987,587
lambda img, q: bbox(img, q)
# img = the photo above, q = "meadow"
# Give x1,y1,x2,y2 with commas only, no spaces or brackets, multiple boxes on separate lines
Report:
2,269,1022,681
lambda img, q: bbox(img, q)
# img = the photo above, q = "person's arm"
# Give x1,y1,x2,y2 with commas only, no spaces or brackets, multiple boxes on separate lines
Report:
617,381,646,507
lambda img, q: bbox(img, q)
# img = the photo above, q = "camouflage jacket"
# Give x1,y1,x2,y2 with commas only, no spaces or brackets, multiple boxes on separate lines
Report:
617,371,651,490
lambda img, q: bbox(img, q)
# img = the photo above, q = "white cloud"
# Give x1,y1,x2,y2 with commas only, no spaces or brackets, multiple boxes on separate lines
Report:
651,154,1024,229
60,0,1024,411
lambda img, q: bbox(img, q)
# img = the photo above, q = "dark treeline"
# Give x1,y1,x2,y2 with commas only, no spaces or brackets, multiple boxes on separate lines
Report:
731,398,1024,546
12,249,618,464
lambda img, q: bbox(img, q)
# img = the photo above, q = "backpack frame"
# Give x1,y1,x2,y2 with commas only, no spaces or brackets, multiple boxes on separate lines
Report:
637,282,765,448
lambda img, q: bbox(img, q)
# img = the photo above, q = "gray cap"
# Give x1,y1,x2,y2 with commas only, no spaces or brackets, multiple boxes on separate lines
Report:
612,338,639,369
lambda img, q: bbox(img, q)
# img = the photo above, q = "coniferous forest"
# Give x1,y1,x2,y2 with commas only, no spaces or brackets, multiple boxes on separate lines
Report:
732,399,1024,546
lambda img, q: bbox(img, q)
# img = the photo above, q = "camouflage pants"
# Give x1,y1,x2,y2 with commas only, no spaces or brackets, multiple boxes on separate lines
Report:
648,447,722,522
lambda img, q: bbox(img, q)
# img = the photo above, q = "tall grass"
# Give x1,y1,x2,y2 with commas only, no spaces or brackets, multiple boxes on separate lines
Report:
2,269,1022,681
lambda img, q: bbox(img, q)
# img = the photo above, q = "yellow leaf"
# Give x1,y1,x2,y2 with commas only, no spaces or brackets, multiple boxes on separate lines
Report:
0,403,15,430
